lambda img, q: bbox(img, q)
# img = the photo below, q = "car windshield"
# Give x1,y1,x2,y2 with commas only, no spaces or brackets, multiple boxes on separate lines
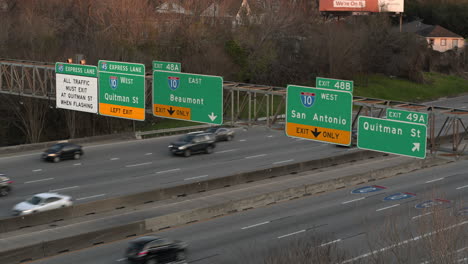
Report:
179,134,196,142
205,128,218,133
27,196,42,205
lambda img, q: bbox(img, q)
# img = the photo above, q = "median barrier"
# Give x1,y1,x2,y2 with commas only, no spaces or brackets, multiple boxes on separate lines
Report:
0,243,45,264
0,150,389,233
0,156,450,263
42,221,146,257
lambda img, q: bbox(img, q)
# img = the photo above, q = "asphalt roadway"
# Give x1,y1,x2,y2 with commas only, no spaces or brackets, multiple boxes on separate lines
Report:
28,155,468,264
0,126,354,217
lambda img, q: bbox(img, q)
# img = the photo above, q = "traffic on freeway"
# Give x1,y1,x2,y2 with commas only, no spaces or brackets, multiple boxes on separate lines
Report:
0,127,353,217
27,157,468,264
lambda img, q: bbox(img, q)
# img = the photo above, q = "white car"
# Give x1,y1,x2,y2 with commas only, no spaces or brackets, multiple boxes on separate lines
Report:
12,193,73,216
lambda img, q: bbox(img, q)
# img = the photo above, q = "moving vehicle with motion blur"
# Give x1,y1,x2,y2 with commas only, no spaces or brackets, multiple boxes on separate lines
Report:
125,236,188,264
168,132,216,157
0,174,13,197
204,126,235,142
42,142,83,162
12,192,73,216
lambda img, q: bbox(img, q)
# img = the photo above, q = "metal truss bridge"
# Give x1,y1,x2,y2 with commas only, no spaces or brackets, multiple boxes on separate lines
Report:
1,59,468,155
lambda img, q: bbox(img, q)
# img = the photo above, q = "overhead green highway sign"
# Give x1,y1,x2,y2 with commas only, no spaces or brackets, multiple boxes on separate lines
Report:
152,61,181,72
316,77,353,93
98,60,146,121
358,116,427,159
286,85,353,146
153,71,223,125
386,108,428,124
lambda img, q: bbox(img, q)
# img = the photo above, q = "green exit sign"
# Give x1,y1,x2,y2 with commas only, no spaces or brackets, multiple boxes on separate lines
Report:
316,77,353,93
358,116,427,159
386,109,428,124
152,61,181,72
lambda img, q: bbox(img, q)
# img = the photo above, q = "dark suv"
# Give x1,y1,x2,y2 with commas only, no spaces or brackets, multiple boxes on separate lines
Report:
168,132,216,157
0,174,13,196
125,236,187,264
42,142,83,162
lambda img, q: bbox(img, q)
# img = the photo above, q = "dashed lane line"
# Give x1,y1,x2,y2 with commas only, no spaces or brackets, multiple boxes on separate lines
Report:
376,204,400,212
125,162,152,168
241,221,270,230
50,186,79,192
25,178,53,184
156,168,181,174
278,229,306,239
342,197,365,204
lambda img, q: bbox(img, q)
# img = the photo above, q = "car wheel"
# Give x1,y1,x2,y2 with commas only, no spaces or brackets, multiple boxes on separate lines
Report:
226,135,233,141
205,146,213,154
0,187,9,196
183,149,191,157
73,153,81,160
145,258,158,264
177,250,186,260
53,156,60,163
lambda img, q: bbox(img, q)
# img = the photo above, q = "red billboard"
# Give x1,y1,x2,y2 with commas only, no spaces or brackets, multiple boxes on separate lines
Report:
319,0,404,13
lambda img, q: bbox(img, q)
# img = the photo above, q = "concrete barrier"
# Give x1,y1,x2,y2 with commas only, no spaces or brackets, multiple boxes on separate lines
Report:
0,150,387,233
0,157,450,263
0,221,147,264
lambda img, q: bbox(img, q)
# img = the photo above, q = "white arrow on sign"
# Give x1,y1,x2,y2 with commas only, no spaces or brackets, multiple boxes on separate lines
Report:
411,143,420,152
208,112,217,121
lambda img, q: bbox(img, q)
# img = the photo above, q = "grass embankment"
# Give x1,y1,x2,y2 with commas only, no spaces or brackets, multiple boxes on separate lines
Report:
355,72,468,102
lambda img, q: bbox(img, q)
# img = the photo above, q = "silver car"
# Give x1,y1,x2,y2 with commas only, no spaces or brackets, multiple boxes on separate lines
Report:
12,193,73,216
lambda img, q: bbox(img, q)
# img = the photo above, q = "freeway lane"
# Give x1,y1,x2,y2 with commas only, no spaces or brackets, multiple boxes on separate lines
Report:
0,127,353,217
30,158,468,264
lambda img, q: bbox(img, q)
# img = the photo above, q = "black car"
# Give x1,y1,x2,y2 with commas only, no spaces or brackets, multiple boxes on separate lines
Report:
0,174,13,197
125,236,187,264
42,142,83,162
168,132,216,157
204,127,235,142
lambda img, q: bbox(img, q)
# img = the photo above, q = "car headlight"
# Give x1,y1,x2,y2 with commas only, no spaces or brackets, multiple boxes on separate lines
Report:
47,153,57,156
22,209,33,214
178,146,187,150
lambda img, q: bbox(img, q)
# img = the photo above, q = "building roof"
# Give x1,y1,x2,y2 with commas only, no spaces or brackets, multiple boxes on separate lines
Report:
402,20,463,39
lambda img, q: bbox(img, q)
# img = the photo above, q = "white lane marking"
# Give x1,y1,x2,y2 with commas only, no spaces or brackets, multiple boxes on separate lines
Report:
184,175,209,181
110,158,120,161
320,239,341,247
239,139,247,142
245,154,267,159
116,258,126,262
32,169,42,172
273,159,294,165
125,162,152,168
342,197,365,204
278,229,306,239
241,221,270,230
73,163,82,166
342,220,468,263
156,168,181,174
412,212,432,220
216,149,238,154
425,178,444,183
145,153,152,156
456,185,468,190
77,194,106,201
25,178,54,184
267,135,273,138
50,186,79,192
376,204,400,212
